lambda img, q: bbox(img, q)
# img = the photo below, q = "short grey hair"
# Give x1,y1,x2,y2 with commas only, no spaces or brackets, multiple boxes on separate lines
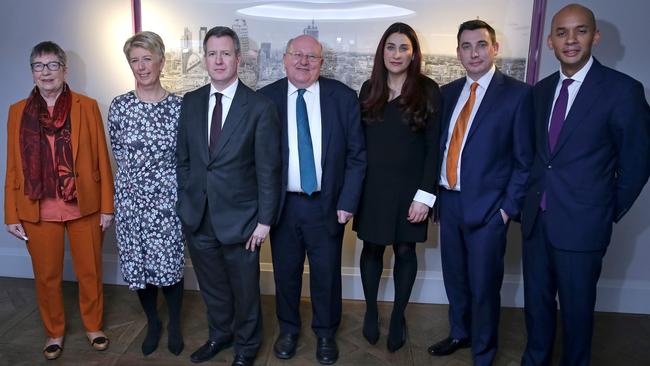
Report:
203,26,241,55
30,41,67,66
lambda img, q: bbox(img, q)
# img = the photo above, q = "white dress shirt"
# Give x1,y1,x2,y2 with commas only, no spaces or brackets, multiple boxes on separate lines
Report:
207,79,238,145
548,56,594,129
440,65,496,191
287,80,323,192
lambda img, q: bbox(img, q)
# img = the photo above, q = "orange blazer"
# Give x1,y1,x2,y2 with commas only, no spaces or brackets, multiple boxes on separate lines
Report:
4,91,114,224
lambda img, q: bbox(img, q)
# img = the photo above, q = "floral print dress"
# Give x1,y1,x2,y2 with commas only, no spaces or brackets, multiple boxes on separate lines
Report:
108,91,184,290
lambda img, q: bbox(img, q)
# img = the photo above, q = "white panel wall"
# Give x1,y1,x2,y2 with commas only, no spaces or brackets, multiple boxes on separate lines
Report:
1,0,648,314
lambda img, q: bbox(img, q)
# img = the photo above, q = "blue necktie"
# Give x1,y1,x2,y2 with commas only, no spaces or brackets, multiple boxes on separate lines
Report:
296,89,317,195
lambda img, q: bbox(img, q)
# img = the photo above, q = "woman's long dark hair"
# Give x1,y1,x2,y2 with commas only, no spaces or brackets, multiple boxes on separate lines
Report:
361,22,432,131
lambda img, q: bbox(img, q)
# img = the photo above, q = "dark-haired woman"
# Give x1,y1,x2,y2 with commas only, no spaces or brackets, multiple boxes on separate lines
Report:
353,22,441,352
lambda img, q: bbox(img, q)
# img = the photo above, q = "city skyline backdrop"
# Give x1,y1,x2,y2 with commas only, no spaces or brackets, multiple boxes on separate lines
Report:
142,0,533,94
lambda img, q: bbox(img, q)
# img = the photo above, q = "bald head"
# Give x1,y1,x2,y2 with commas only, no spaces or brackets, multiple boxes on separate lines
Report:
285,35,323,55
284,34,324,88
547,3,600,76
552,3,597,30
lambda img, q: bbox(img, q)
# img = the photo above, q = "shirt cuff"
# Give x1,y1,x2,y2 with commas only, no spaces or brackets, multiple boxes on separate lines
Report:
413,189,436,208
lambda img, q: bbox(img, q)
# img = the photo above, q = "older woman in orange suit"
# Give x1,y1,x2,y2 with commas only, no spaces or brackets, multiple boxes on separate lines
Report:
4,41,114,360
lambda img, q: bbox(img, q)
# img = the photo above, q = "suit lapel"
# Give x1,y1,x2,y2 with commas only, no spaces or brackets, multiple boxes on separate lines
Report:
70,92,81,161
319,78,333,168
538,74,559,158
278,79,289,166
196,85,210,164
465,70,504,143
551,61,605,157
211,81,248,159
439,79,464,155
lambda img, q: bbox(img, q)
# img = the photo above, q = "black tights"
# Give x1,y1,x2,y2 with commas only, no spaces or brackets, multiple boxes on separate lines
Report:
360,241,417,322
136,279,184,354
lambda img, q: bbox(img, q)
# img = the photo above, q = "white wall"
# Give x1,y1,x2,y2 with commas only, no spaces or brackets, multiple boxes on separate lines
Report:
1,0,648,314
0,0,135,286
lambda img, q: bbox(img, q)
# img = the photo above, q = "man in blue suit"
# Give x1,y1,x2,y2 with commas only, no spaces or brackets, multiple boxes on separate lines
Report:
258,35,366,365
520,4,650,366
428,20,533,366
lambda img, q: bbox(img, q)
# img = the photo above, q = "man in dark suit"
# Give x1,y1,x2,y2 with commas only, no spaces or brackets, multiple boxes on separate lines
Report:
520,4,650,366
258,35,366,365
428,20,533,366
176,26,281,366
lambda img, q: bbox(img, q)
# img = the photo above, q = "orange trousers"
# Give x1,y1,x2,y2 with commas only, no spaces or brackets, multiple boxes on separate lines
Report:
22,212,104,338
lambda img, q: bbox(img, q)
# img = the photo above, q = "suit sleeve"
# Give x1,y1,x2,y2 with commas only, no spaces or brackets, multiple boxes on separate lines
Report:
4,105,20,224
502,86,534,220
91,100,115,214
336,89,367,213
611,81,650,222
254,99,282,225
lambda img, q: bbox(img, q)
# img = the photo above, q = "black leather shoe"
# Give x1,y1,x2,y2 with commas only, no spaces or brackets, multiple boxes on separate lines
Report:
231,353,255,366
362,312,379,345
273,333,298,359
427,336,470,356
316,337,338,365
190,339,233,363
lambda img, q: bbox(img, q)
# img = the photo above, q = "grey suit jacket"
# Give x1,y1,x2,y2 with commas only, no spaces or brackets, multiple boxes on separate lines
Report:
176,80,282,244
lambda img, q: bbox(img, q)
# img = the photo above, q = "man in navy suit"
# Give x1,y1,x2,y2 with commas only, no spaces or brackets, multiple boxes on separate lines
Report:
520,4,650,366
258,35,366,365
428,20,533,366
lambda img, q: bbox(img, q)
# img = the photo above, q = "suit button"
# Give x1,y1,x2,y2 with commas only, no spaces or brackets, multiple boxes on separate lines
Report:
547,165,552,169
536,191,541,195
75,172,79,177
202,189,206,194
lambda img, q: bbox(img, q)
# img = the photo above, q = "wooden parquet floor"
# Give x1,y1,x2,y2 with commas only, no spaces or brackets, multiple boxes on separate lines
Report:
0,277,648,365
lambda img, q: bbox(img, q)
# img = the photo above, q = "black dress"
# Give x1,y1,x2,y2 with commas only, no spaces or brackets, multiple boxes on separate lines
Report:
353,76,441,244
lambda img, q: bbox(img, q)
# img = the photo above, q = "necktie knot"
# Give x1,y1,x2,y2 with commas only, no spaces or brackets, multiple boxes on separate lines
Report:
562,78,574,89
297,89,306,98
470,82,479,93
214,92,222,102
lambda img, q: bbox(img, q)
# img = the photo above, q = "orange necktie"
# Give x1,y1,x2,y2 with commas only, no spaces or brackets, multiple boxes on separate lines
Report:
446,82,479,189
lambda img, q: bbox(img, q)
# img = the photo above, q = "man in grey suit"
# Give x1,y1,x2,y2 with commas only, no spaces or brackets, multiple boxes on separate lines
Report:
176,26,281,366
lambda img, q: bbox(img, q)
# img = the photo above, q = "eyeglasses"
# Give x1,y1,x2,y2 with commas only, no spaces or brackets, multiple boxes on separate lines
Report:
286,51,322,63
31,61,64,72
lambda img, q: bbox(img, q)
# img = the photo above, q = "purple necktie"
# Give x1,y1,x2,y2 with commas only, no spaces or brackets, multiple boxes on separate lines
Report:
541,78,574,210
209,92,222,154
548,78,574,152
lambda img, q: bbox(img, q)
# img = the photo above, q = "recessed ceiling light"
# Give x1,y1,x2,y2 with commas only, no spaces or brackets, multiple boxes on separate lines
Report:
237,3,414,20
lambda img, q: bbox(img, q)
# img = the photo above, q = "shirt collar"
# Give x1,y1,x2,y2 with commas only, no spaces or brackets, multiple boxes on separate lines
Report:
210,78,239,99
465,65,496,90
288,79,320,96
559,56,593,83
